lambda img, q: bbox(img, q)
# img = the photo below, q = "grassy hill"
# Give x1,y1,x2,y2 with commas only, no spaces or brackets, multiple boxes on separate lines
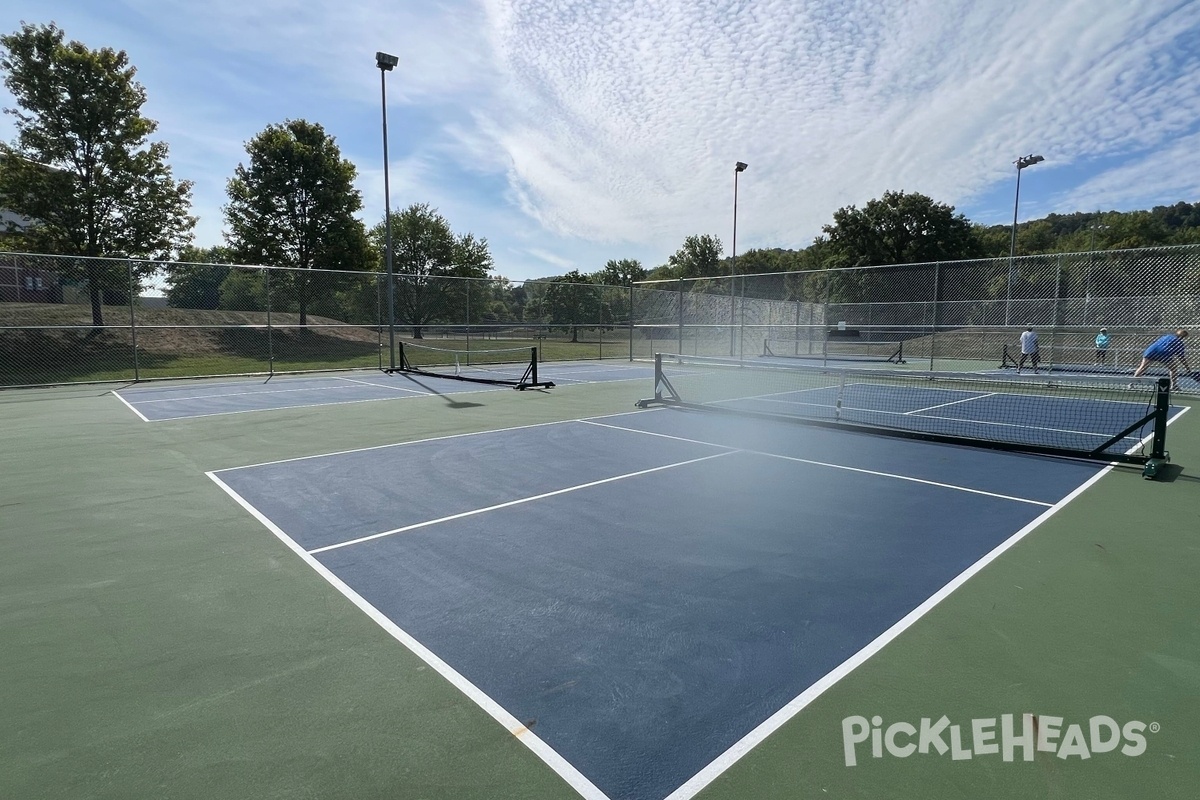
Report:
0,302,624,386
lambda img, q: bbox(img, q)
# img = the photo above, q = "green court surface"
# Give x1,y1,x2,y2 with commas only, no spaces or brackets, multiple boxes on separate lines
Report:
2,369,1198,800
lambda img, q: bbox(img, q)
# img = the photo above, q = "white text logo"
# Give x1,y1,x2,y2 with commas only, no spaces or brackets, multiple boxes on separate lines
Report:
842,714,1156,766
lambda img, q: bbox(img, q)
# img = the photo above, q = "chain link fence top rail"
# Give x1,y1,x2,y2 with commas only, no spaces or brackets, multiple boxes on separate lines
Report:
3,246,1199,387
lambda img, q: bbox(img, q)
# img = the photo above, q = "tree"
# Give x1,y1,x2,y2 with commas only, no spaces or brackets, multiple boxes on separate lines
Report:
369,203,493,338
665,235,724,279
822,191,979,268
224,119,369,325
589,259,645,326
526,270,600,342
164,245,235,309
0,22,195,325
729,247,802,276
594,258,647,286
218,268,267,312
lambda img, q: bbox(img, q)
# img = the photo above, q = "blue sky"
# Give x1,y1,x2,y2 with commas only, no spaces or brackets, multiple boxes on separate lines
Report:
4,0,1200,281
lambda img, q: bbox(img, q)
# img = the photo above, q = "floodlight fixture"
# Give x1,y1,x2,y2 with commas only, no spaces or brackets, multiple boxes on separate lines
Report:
376,51,398,71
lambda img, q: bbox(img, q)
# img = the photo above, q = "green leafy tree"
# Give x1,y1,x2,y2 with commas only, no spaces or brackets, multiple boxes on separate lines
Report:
823,191,979,268
526,270,601,342
224,119,370,324
165,245,235,309
0,22,195,325
666,234,725,279
369,203,493,338
594,258,647,286
591,258,645,326
218,268,266,312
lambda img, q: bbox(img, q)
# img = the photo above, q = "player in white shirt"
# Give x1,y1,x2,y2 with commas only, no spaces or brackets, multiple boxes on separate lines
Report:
1017,325,1040,374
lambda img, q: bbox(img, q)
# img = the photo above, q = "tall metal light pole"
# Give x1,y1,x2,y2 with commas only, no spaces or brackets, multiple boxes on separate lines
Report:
1006,153,1044,325
377,51,399,370
730,161,748,356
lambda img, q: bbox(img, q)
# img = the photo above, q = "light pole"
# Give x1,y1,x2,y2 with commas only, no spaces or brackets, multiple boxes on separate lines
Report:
730,161,748,356
1006,153,1044,325
377,51,399,370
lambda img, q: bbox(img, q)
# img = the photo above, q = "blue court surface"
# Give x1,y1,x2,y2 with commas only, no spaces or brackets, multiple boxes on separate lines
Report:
112,361,654,421
208,405,1136,800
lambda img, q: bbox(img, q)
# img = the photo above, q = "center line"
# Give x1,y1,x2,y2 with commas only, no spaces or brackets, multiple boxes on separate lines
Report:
308,451,736,554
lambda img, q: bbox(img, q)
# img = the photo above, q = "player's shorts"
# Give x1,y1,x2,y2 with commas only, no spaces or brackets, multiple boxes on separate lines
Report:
1143,347,1175,362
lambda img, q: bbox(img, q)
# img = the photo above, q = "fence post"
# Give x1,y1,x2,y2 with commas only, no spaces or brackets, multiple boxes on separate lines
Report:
729,274,736,356
1050,254,1063,367
628,283,634,361
930,261,940,371
128,259,140,381
265,267,274,376
677,276,684,355
794,297,802,356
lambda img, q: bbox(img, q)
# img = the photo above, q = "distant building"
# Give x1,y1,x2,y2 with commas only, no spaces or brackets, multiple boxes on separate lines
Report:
0,155,65,303
0,258,62,303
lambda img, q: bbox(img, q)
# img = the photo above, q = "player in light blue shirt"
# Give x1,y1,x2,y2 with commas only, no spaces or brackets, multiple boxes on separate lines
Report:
1094,328,1110,365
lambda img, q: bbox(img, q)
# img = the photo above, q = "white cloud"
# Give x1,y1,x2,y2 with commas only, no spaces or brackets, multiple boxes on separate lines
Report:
2,0,1198,280
467,0,1200,259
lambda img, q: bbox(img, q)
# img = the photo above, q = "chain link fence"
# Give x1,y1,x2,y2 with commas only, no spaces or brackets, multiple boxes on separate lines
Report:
632,245,1200,383
3,245,1199,388
0,253,635,387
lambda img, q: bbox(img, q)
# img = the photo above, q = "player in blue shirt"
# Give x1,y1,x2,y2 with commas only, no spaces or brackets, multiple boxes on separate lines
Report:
1131,329,1191,390
1094,328,1110,365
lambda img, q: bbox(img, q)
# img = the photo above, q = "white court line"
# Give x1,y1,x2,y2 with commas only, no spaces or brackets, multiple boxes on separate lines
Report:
661,402,1193,800
905,392,996,414
579,420,1052,507
211,407,662,472
127,380,425,405
206,471,610,800
127,391,472,422
110,389,151,422
335,376,434,394
550,375,650,386
308,451,737,554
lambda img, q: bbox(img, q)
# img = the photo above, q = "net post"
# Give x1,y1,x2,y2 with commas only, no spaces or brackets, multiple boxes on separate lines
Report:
635,353,673,407
530,346,538,387
1142,378,1172,479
